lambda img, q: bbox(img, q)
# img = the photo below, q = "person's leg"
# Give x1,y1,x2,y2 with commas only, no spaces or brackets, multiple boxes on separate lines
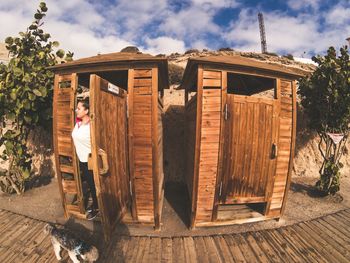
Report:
79,162,98,220
83,164,98,210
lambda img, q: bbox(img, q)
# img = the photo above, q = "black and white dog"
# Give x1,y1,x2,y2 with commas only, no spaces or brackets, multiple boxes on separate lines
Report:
44,224,99,262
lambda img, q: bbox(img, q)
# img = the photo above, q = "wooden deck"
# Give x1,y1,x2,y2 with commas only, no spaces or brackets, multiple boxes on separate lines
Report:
0,208,349,262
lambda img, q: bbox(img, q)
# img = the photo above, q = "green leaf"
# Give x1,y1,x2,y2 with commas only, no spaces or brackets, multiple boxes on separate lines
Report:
33,89,42,96
10,91,17,100
34,12,44,20
5,141,14,151
29,24,37,30
39,86,47,97
7,112,15,120
38,51,46,60
56,49,65,58
5,37,13,45
52,41,59,47
28,93,36,101
24,115,32,123
22,168,30,179
23,99,31,110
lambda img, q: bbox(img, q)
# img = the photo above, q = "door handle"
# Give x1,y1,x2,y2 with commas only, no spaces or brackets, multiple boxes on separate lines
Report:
271,143,278,159
98,148,109,175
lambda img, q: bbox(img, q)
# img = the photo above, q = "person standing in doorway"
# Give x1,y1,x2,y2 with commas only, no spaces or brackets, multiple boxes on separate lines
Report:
72,98,99,220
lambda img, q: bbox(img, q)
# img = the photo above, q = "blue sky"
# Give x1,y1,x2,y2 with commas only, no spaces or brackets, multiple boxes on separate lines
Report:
0,0,349,58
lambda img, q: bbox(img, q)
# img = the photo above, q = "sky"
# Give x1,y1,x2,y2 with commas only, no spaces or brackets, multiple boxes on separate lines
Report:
0,0,349,59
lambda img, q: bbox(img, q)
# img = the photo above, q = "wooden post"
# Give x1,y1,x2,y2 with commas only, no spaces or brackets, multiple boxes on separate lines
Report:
127,69,137,221
53,74,68,218
280,80,297,216
212,70,227,221
151,67,161,230
190,65,203,228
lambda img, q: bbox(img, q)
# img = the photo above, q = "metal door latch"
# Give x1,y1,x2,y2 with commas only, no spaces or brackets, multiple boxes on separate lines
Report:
224,104,229,120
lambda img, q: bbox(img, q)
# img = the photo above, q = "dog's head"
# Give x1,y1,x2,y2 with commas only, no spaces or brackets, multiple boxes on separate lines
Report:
43,223,54,235
81,245,99,262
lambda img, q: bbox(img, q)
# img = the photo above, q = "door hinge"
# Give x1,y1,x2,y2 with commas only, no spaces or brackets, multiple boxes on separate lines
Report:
129,180,133,196
219,181,223,196
224,103,229,120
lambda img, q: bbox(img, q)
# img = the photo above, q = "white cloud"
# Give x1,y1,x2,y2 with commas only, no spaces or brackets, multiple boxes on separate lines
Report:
143,36,186,55
287,0,320,10
160,6,221,39
324,2,350,26
223,8,350,57
0,0,348,60
191,0,239,9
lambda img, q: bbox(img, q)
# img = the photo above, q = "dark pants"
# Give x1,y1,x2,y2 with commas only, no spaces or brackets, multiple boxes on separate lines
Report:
79,161,98,210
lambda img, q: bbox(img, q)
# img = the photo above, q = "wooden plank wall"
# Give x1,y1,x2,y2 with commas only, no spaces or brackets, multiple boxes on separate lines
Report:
132,69,155,223
185,95,197,202
53,74,84,218
267,79,294,216
223,96,274,202
195,70,222,224
156,95,164,225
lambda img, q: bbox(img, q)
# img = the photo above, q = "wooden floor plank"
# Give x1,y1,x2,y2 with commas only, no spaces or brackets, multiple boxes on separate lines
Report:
292,224,348,263
223,235,247,263
332,212,350,227
203,236,222,263
161,238,172,263
193,236,211,263
281,226,328,263
307,220,350,259
243,233,270,263
173,237,186,263
212,236,235,263
316,218,350,243
124,236,140,262
1,209,350,263
322,215,350,239
2,220,43,262
250,231,283,263
134,237,148,263
183,236,198,263
235,234,259,263
263,229,303,262
297,222,349,263
148,237,161,262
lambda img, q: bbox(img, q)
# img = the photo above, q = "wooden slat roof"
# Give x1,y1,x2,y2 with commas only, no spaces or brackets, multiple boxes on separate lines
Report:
49,52,167,70
180,55,310,89
192,55,308,76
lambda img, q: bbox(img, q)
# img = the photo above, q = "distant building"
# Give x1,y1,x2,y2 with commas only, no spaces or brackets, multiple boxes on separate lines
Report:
0,43,10,64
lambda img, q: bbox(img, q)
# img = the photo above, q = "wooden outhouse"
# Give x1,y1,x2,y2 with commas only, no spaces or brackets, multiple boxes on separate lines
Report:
181,56,305,228
50,52,168,239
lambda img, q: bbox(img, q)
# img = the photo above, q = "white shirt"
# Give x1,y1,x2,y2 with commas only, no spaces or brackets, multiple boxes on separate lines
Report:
72,121,91,162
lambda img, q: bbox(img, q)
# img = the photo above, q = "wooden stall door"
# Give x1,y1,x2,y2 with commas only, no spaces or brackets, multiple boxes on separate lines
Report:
220,95,278,204
90,75,129,241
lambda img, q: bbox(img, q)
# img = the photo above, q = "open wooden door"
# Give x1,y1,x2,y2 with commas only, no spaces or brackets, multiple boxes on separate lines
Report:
90,74,130,241
220,95,278,205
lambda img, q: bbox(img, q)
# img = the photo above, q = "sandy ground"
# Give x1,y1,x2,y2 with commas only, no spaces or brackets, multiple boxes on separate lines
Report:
0,173,349,238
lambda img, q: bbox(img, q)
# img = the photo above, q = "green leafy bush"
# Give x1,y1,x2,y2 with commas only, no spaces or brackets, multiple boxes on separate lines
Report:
0,2,73,194
298,46,350,195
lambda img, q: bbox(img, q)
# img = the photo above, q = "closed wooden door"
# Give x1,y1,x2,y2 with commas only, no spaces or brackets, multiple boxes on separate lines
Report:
220,95,278,204
90,75,129,241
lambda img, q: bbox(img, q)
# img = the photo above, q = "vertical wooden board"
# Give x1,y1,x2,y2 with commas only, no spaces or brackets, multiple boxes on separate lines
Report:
132,71,155,223
53,74,68,217
242,102,254,197
191,66,203,227
280,80,296,215
151,67,161,229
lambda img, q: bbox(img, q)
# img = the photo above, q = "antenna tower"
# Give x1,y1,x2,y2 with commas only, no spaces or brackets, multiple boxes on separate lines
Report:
258,12,267,53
